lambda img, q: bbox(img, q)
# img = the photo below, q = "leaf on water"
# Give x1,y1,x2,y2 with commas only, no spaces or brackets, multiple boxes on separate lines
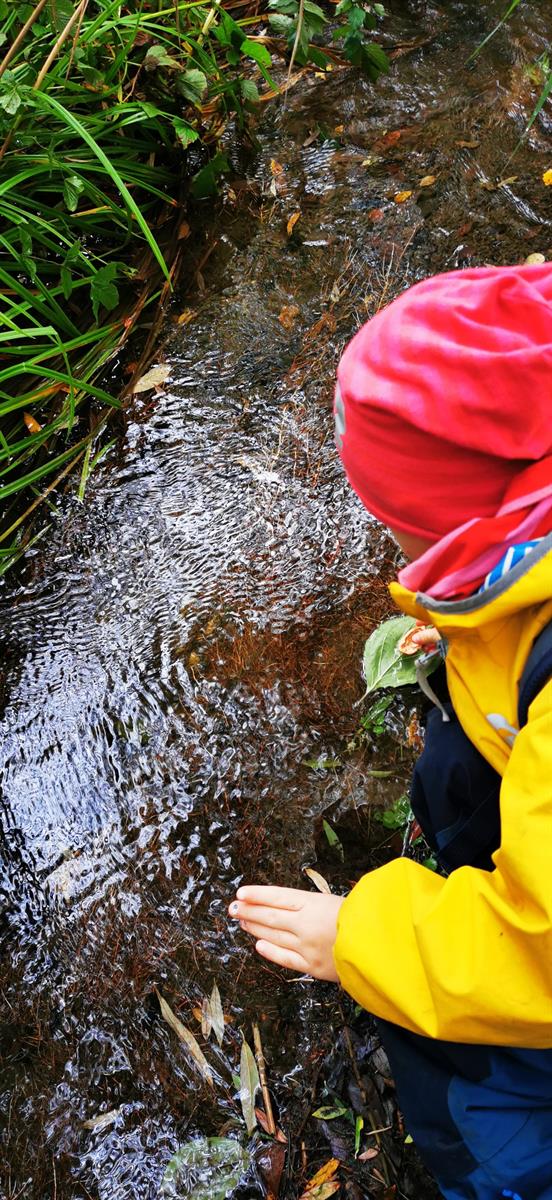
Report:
133,364,171,393
83,1107,122,1131
201,996,212,1039
23,412,42,434
358,1147,379,1161
299,1185,340,1200
255,1137,287,1198
286,212,301,236
255,1107,288,1142
300,1158,340,1193
155,988,214,1088
368,207,384,220
393,190,413,203
312,1101,348,1119
362,615,422,694
329,281,340,303
239,1038,260,1135
419,174,436,187
159,1136,250,1200
278,304,300,330
270,159,284,176
177,308,197,325
543,169,552,186
304,867,331,894
210,983,225,1046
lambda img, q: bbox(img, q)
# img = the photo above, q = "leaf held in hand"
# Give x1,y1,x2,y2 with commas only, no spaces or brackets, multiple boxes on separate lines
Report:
304,867,331,894
155,988,214,1087
362,615,438,694
239,1038,260,1134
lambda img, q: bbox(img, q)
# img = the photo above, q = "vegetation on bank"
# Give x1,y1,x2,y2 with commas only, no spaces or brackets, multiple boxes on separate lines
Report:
0,0,389,571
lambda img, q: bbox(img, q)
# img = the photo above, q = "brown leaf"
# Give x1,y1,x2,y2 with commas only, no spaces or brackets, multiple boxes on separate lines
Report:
23,412,42,434
303,1158,340,1191
255,1107,288,1142
178,220,191,240
278,304,300,330
270,159,284,176
255,1138,287,1198
455,139,479,148
358,1147,379,1161
155,988,214,1087
368,208,384,221
176,308,197,325
419,174,436,187
201,996,212,1039
304,867,331,894
286,212,301,237
393,190,413,204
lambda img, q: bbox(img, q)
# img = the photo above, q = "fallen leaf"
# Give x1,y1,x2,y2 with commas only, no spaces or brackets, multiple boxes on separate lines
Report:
333,124,344,135
278,304,300,330
178,220,191,239
368,208,384,221
23,412,42,434
239,1038,260,1135
358,1147,379,1161
210,983,225,1046
524,252,546,265
393,190,413,203
270,159,284,176
542,169,552,186
201,996,212,1039
83,1108,122,1131
177,308,197,325
304,867,331,894
299,1183,340,1200
286,212,301,236
255,1139,287,1198
455,139,479,148
362,156,376,167
312,1102,348,1120
155,988,214,1087
303,1159,340,1191
132,364,170,393
255,1107,287,1142
419,174,436,187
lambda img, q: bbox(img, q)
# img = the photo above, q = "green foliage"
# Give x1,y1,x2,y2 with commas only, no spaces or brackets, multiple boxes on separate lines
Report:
268,0,388,74
376,792,411,831
160,1136,250,1200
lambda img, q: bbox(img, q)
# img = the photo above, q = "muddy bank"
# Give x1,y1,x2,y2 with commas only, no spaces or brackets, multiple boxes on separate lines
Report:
1,2,552,1197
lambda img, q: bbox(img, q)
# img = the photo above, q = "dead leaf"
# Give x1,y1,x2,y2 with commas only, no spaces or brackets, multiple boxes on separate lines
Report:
368,208,384,221
524,252,546,265
155,988,214,1088
201,996,212,1039
333,124,344,135
177,308,197,325
358,1147,379,1161
178,220,191,240
255,1139,287,1198
455,139,479,148
210,983,225,1046
83,1108,122,1131
286,212,301,236
419,174,436,187
132,364,170,393
329,281,340,304
542,169,552,186
393,190,413,204
23,412,42,434
270,159,284,176
299,1183,340,1200
255,1107,287,1142
278,304,300,330
304,867,331,894
239,1038,260,1135
302,1158,340,1191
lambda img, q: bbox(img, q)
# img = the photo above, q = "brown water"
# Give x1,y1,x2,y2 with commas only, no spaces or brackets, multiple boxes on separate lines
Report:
1,2,551,1197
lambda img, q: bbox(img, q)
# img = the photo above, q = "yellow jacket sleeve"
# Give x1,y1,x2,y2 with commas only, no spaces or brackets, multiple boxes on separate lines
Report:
333,679,552,1046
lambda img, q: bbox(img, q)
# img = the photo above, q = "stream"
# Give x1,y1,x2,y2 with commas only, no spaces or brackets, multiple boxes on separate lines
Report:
1,2,551,1197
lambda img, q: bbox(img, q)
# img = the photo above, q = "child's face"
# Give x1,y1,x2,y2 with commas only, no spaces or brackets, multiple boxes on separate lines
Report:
388,526,433,563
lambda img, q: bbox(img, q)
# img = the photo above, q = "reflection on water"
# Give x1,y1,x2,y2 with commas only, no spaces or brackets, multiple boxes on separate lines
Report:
1,1,551,1195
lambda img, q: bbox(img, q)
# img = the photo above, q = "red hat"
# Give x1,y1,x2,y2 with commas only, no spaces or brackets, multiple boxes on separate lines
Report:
335,263,552,544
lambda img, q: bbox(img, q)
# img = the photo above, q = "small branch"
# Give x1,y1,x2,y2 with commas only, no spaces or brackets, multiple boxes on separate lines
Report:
283,0,305,109
0,0,48,79
252,1021,276,1137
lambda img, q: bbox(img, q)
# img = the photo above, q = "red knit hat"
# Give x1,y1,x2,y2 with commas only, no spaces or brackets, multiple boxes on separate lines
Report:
335,263,552,544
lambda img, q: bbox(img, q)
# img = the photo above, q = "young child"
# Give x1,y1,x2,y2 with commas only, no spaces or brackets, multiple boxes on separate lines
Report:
229,263,552,1200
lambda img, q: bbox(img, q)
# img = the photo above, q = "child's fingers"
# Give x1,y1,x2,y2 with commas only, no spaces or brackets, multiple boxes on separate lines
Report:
234,885,304,910
240,920,299,948
254,939,310,974
233,902,299,933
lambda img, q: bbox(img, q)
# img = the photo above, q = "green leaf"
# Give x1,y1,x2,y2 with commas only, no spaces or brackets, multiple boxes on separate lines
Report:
179,68,208,105
354,1115,364,1156
323,820,344,861
0,71,25,116
62,174,85,213
48,0,75,31
173,117,199,147
159,1137,250,1200
268,13,295,35
240,38,272,67
239,1038,260,1135
312,1101,349,1120
191,152,229,199
303,1,327,19
90,264,119,323
144,43,181,71
240,79,260,104
362,616,419,694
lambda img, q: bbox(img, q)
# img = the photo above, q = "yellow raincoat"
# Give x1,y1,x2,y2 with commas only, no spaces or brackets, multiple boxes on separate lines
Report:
333,539,552,1047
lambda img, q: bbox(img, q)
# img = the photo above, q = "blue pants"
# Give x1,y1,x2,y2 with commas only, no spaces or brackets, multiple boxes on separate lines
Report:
377,1019,552,1199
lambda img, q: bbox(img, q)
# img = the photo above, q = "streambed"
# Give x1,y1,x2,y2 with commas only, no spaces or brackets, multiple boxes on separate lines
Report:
1,2,551,1197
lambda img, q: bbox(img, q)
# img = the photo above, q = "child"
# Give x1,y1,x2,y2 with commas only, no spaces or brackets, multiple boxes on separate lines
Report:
229,264,552,1200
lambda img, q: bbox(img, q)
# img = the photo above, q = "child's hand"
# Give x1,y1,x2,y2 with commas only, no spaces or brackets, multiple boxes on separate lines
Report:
228,885,344,981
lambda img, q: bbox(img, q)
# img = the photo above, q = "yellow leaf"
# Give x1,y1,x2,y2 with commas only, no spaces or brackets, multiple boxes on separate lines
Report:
304,867,331,894
419,174,436,187
286,212,301,236
524,253,546,265
278,304,300,330
132,364,170,393
270,159,284,176
155,988,214,1087
542,169,552,186
300,1185,340,1200
303,1159,340,1192
393,190,413,203
177,308,197,325
23,412,42,434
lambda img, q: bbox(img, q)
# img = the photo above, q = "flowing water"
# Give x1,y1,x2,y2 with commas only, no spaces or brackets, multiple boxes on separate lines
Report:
1,2,551,1197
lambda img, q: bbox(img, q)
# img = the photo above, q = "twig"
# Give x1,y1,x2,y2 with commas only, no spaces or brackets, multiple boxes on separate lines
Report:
252,1021,276,1136
0,0,48,79
282,0,305,110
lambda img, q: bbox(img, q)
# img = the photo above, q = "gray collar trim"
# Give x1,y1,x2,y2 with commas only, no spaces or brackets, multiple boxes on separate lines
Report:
417,532,552,615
